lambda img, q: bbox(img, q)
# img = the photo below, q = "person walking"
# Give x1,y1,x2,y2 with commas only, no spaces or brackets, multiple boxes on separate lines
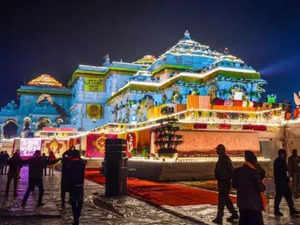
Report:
67,150,86,225
3,151,10,175
232,151,266,225
0,151,4,175
213,144,238,224
41,153,48,176
21,150,60,208
48,150,56,176
274,149,300,216
15,150,22,179
61,145,76,208
288,149,300,198
5,151,22,197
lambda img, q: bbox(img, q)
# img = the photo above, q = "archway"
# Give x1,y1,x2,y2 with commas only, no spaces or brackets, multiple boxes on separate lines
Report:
3,120,18,138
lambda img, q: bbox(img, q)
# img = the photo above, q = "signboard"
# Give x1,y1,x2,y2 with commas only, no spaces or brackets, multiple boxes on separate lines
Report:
87,104,102,119
84,77,104,92
20,138,42,157
42,139,68,157
86,133,117,157
126,133,136,157
42,127,77,133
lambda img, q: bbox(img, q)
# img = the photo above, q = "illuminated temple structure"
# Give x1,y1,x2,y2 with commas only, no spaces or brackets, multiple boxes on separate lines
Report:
1,31,299,162
0,74,71,138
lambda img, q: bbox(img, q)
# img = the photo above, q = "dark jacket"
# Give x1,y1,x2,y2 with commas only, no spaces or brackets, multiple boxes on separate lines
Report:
274,156,290,191
3,153,9,164
288,155,300,177
62,150,73,174
256,163,266,180
23,156,59,179
215,153,233,181
7,155,22,176
41,155,49,168
232,165,265,212
0,153,4,165
274,157,289,183
67,158,86,190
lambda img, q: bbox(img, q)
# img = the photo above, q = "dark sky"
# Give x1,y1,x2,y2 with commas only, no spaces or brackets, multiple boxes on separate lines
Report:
4,0,300,107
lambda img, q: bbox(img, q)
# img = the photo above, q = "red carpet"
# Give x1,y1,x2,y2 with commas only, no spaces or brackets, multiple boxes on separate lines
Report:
85,170,236,206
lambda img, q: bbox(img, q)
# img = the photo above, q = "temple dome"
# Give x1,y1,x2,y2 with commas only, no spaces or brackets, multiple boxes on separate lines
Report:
27,74,64,88
134,55,156,64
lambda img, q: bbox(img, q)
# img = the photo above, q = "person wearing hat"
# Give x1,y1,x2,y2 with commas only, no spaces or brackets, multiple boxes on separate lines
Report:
274,149,300,216
213,144,238,224
232,151,266,225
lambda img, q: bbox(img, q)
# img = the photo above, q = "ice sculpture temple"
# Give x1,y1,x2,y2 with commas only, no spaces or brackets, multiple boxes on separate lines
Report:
1,31,300,177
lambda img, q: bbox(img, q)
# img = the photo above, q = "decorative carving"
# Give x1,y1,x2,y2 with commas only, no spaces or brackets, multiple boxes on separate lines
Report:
37,94,53,105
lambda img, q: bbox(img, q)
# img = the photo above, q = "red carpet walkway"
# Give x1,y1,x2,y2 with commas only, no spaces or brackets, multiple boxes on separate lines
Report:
85,170,236,207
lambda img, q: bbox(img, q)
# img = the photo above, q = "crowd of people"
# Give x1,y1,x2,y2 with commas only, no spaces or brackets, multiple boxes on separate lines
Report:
213,144,300,225
0,146,86,225
2,144,300,225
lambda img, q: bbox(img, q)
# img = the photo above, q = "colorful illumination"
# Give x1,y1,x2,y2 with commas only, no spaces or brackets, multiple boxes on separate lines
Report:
28,74,63,88
20,138,42,157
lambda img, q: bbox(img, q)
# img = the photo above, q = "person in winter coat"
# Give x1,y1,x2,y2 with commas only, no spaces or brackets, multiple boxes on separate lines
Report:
274,149,300,216
61,145,76,208
0,151,4,175
2,151,10,174
48,150,56,176
288,149,300,198
67,150,86,225
21,150,61,208
213,144,238,224
232,151,266,225
41,153,48,176
5,151,22,197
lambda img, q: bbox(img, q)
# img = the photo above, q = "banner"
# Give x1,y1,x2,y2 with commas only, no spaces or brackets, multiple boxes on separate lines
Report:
126,133,136,157
42,139,68,157
86,104,102,119
86,133,117,157
69,137,81,148
20,138,42,157
43,127,77,132
84,77,104,92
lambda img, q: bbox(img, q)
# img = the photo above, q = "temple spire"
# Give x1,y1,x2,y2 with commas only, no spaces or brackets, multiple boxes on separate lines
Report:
183,30,191,40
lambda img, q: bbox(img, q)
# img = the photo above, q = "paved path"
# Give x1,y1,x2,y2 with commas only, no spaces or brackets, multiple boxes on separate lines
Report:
1,167,300,225
0,167,199,225
160,179,300,225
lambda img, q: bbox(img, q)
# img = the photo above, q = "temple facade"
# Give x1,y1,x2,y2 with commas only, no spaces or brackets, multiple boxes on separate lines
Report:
0,31,282,140
0,74,71,138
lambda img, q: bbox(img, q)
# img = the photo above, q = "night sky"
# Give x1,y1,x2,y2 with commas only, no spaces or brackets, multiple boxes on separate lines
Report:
4,0,300,108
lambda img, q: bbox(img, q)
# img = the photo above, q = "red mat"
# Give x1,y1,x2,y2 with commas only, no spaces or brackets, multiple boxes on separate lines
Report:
85,170,236,206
